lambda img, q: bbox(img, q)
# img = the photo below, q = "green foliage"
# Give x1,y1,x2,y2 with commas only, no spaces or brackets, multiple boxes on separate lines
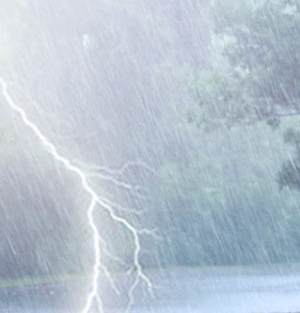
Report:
187,0,300,129
283,128,300,149
278,157,300,190
229,1,300,106
278,127,300,190
142,121,300,268
4,0,300,277
181,0,300,269
188,69,256,129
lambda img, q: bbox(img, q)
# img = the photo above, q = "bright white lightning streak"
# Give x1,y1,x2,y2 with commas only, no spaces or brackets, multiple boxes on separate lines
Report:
0,78,153,313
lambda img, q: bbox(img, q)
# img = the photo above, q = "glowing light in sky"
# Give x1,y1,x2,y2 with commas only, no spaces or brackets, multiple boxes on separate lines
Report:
0,77,153,312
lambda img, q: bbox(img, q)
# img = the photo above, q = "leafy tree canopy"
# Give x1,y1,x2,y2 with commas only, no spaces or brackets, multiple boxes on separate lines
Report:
188,0,300,129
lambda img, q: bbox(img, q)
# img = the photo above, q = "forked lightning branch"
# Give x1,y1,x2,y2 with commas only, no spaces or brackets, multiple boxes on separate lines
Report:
0,78,153,313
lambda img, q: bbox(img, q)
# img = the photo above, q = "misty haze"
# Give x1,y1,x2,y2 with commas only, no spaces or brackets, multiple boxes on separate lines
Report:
1,0,300,312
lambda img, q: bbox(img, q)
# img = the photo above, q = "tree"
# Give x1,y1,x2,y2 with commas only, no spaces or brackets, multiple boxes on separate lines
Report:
278,128,300,190
187,0,300,129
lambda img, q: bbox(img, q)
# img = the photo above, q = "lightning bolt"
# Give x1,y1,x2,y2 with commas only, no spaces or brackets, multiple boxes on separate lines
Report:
0,78,153,312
